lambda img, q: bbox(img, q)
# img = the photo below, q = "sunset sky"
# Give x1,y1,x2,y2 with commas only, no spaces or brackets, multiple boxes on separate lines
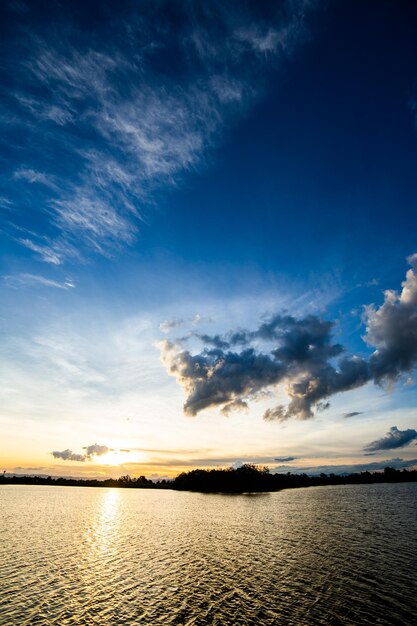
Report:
1,0,417,479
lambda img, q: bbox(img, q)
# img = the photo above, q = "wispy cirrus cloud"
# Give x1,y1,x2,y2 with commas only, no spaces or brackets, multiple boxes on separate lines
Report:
159,318,186,334
1,0,316,263
2,273,75,290
12,226,83,266
159,314,211,334
13,168,56,188
17,238,70,266
0,197,13,210
160,254,417,420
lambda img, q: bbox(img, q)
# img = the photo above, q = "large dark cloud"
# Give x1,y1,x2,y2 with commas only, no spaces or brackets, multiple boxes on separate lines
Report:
161,342,286,416
364,426,417,453
161,318,371,419
160,255,417,420
271,354,370,420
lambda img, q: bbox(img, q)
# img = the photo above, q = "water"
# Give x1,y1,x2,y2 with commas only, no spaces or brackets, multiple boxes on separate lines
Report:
1,483,416,625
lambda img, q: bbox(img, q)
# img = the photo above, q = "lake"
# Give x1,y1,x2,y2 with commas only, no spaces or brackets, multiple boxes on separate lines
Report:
1,483,416,625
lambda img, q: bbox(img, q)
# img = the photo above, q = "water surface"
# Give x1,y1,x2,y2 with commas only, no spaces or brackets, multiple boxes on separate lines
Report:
1,483,416,625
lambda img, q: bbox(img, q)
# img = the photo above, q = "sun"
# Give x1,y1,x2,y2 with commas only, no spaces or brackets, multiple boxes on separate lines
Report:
98,451,133,466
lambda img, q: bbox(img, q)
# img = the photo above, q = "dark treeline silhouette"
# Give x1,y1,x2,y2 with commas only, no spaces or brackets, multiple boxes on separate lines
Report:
172,464,417,492
0,473,171,489
1,464,417,492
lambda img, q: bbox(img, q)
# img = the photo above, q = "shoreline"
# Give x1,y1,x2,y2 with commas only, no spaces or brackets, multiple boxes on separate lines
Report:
2,464,416,493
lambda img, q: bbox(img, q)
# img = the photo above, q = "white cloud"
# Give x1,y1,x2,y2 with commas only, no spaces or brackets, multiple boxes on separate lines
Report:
16,235,82,265
2,273,75,290
159,318,185,334
0,197,13,210
5,1,315,263
235,26,281,53
18,239,63,265
159,313,211,334
13,168,55,188
52,193,136,251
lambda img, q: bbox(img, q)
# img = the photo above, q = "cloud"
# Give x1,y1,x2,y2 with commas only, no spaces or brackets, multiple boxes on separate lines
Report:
274,456,297,462
83,443,110,457
191,314,212,326
2,273,75,290
343,411,363,418
236,26,281,54
3,1,315,263
160,340,286,416
159,314,212,334
124,454,277,468
13,168,55,188
272,458,417,475
159,318,185,334
51,443,110,462
221,398,249,415
365,253,417,382
364,426,417,453
195,333,231,350
16,235,81,265
0,197,13,210
52,192,136,252
160,255,417,420
17,239,63,265
52,449,86,462
160,313,369,419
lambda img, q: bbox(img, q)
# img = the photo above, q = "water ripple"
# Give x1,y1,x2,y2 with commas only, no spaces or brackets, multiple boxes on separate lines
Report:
1,483,416,625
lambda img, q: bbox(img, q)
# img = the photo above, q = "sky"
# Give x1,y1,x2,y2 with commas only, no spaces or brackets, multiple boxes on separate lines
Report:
1,0,417,479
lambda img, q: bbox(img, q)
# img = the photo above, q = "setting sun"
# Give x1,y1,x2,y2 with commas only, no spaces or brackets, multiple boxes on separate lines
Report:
98,451,129,466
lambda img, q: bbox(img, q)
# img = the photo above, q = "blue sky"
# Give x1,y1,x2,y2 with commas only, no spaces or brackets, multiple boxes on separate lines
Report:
1,0,417,478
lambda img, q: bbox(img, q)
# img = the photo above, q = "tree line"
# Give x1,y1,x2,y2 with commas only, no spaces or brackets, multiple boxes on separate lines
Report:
1,464,417,493
171,464,417,492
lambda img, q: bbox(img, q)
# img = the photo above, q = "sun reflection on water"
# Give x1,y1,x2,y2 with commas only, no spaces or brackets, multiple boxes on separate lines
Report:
86,488,121,560
70,489,124,612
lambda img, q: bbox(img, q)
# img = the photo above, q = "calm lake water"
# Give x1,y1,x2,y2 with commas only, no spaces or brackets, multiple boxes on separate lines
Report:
1,483,416,625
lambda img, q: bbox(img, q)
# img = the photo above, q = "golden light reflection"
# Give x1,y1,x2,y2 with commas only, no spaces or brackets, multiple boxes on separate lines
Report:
90,488,121,556
77,489,122,600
